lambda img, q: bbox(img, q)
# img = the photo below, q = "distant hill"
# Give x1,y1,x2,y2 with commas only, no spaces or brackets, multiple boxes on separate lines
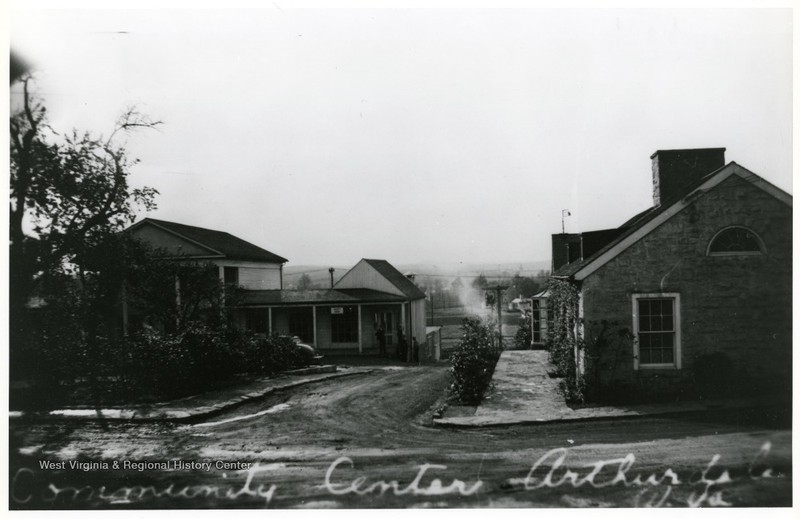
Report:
395,261,551,279
281,261,551,289
282,265,349,289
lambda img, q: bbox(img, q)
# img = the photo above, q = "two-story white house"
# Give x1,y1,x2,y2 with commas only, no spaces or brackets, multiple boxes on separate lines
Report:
127,218,287,290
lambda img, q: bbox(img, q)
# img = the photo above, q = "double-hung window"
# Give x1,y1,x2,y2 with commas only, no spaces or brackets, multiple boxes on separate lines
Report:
224,266,239,286
632,293,681,369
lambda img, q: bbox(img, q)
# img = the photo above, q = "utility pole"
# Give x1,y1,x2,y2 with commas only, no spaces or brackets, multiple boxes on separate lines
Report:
491,284,509,348
429,289,435,326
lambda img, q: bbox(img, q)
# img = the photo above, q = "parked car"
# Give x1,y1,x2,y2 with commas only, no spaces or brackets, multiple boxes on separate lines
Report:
291,336,324,365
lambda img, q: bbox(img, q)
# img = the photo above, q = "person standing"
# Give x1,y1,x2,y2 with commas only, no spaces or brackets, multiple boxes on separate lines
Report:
396,326,406,361
375,323,386,356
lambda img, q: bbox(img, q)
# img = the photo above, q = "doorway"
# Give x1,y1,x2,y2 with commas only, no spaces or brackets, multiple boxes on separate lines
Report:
374,311,395,345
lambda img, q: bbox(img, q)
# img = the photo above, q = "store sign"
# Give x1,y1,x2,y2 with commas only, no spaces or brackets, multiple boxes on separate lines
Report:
331,307,344,315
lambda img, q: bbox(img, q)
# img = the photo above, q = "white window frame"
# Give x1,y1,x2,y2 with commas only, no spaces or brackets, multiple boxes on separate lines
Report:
632,293,681,370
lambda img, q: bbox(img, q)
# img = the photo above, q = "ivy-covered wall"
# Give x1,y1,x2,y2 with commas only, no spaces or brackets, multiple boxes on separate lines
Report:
544,278,584,402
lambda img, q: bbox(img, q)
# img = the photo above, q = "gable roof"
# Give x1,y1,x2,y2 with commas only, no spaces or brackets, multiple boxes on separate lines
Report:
556,162,792,281
362,259,427,299
128,218,288,264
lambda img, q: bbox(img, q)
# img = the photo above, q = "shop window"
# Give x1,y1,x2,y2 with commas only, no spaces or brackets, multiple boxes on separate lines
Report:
289,308,314,343
332,306,358,343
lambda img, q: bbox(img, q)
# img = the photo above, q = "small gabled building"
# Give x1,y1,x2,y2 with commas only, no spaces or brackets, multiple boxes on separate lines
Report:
546,148,792,401
238,259,427,355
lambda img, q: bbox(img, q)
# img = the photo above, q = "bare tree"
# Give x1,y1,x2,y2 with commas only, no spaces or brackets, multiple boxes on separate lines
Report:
10,76,161,394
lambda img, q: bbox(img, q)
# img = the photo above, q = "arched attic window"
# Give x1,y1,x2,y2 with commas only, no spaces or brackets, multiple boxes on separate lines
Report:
707,226,765,256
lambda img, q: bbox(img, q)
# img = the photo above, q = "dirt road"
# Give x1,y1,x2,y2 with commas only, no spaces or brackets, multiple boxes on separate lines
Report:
8,365,792,508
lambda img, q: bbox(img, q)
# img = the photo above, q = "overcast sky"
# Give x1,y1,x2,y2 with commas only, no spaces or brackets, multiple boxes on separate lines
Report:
10,7,793,267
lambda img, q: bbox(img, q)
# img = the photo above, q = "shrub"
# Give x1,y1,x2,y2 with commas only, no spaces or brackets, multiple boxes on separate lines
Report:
512,314,532,350
119,326,313,401
449,317,503,405
581,320,636,403
558,375,586,404
122,329,196,398
14,309,317,406
241,334,310,374
13,304,125,409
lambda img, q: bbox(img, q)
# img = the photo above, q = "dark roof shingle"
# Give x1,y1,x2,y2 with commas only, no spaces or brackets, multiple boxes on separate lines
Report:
136,218,288,263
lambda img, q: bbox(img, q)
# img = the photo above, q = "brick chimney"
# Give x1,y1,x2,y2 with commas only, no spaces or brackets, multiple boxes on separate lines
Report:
551,233,582,271
651,148,726,207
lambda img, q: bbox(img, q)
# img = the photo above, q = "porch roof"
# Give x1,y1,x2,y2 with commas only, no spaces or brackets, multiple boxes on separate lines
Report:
239,288,408,306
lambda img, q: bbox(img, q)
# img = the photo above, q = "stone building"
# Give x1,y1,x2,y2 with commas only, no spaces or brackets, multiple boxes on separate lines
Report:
547,148,792,401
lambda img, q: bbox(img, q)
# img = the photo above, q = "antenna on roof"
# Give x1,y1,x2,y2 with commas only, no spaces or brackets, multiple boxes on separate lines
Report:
561,209,571,234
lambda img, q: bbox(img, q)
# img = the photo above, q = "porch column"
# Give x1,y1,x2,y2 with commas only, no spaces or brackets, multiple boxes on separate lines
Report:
400,303,406,333
268,307,273,334
406,301,413,362
312,305,318,346
357,304,363,353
